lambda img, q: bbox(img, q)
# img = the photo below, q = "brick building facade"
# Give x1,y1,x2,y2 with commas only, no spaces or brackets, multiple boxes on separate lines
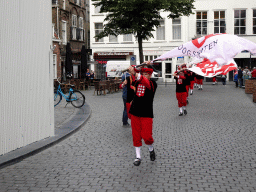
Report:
52,0,90,80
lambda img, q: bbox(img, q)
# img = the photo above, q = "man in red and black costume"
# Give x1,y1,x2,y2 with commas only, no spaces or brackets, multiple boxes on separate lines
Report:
180,64,191,104
188,66,196,95
174,66,187,116
128,64,157,166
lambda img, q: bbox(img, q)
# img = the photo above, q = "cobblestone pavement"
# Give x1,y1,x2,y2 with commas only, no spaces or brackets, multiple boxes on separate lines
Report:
0,82,256,192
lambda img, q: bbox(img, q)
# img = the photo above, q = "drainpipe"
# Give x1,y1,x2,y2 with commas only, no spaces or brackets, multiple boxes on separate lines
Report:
57,6,59,38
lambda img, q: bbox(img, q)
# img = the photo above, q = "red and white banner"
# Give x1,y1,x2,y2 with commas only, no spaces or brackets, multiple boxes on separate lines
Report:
153,34,256,77
189,58,237,77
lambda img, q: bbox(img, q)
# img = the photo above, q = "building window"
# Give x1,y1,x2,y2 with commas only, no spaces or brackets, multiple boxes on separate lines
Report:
123,34,132,41
52,0,58,4
78,17,84,41
95,23,103,42
156,20,165,40
196,11,207,35
214,11,226,33
253,9,256,34
71,15,77,40
109,35,118,42
53,54,57,79
172,18,181,40
144,55,158,61
234,10,246,35
62,21,67,44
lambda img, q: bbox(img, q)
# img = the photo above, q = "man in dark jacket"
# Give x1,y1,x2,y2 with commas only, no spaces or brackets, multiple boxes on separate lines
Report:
238,67,243,88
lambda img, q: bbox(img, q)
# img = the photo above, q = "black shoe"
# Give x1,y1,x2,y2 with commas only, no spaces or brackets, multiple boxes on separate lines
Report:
179,112,183,116
123,123,130,127
150,149,156,161
133,158,141,166
184,109,187,115
187,100,189,104
190,92,193,95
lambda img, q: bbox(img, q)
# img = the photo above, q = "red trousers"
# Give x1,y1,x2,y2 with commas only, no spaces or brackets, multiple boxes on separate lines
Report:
190,81,195,90
176,92,187,108
186,85,189,97
212,77,217,82
198,79,203,85
126,103,131,119
195,77,198,84
131,115,154,147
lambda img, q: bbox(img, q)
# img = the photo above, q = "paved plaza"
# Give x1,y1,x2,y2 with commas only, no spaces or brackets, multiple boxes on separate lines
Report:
0,82,256,192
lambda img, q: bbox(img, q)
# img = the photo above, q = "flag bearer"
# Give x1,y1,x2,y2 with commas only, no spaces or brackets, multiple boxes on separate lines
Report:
128,64,157,166
174,67,187,116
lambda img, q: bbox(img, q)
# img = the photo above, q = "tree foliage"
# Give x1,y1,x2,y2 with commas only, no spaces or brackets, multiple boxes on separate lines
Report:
92,0,195,63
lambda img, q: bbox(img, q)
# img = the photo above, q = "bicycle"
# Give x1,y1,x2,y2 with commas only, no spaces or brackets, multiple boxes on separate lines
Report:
54,78,85,108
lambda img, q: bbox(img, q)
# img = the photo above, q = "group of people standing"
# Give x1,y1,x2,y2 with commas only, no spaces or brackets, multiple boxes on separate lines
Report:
234,66,256,88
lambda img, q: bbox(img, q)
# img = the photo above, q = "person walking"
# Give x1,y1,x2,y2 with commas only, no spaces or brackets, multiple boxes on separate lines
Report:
128,64,157,166
234,70,238,88
121,72,131,127
197,74,204,90
238,67,243,88
221,74,227,85
188,68,196,95
212,76,217,85
174,68,187,116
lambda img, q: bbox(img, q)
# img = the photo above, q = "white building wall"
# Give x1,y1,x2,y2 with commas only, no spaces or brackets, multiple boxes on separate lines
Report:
90,0,256,82
0,0,54,155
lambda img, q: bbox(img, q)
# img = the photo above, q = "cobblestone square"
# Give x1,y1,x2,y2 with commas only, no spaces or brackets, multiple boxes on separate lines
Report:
0,83,256,192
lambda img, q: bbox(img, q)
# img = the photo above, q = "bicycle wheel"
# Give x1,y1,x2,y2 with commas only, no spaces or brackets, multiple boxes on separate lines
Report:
54,91,62,107
70,90,85,108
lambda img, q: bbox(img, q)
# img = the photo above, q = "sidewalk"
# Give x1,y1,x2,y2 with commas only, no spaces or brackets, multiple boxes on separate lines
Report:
0,95,91,169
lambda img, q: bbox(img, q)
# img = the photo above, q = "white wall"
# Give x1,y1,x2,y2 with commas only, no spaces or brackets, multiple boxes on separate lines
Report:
0,0,54,155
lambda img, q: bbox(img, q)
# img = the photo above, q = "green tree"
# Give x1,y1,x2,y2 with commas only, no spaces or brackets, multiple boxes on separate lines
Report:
92,0,195,63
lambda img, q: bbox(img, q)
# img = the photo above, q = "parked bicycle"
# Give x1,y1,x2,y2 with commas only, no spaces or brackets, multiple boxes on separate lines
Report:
54,78,85,108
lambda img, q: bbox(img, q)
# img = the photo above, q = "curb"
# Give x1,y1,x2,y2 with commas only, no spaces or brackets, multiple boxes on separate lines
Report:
0,102,91,169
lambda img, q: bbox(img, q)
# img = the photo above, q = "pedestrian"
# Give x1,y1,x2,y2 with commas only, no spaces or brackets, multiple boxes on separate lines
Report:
233,70,238,88
197,74,204,90
221,74,227,85
248,68,252,79
180,64,190,104
194,75,198,88
251,67,256,78
86,69,91,81
121,71,131,127
174,67,187,116
188,66,196,95
212,76,217,85
128,64,157,166
90,70,95,79
238,67,243,88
